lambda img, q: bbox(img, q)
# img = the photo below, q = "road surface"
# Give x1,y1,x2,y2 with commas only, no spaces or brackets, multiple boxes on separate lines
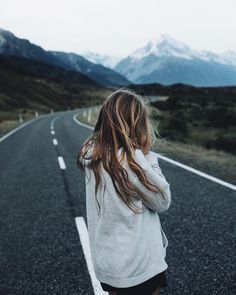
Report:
0,108,235,295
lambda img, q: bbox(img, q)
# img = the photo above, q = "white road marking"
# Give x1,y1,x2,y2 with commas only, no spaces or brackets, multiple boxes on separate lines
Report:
51,130,55,135
75,217,107,295
53,139,58,146
157,154,236,191
0,112,69,145
73,111,236,191
0,117,39,143
50,115,59,130
73,113,94,130
58,156,66,170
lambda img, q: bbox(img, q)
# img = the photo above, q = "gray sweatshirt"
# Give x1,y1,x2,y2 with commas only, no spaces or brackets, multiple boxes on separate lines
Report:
82,147,172,288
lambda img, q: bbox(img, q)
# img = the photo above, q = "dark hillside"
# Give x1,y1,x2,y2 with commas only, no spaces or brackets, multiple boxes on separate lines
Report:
0,55,104,114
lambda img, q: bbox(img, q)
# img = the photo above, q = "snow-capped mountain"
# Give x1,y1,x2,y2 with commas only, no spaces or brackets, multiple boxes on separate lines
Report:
130,34,198,61
80,50,122,69
1,28,235,87
114,34,236,86
128,33,236,66
219,50,236,66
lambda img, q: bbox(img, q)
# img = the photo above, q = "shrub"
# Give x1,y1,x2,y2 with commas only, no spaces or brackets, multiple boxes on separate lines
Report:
205,135,236,154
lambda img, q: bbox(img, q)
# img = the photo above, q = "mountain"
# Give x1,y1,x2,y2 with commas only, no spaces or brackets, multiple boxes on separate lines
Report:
50,51,130,87
0,54,102,113
80,50,122,68
0,28,69,69
114,34,236,86
0,28,130,87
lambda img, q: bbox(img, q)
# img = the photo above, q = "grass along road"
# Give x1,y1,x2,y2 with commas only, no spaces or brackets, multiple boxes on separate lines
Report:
77,107,236,185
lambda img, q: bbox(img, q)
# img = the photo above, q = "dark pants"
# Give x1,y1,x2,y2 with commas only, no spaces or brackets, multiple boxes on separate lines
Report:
100,270,167,295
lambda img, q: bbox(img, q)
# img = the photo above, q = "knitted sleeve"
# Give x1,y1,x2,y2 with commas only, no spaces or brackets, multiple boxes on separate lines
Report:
131,149,172,213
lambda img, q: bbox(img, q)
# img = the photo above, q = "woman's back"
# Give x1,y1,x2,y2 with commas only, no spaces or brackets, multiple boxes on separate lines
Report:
83,146,171,288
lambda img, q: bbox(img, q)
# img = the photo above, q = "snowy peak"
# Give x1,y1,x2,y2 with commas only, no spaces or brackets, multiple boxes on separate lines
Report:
114,33,236,86
129,33,236,66
80,50,122,68
148,33,189,51
196,49,236,66
220,50,236,66
130,33,196,60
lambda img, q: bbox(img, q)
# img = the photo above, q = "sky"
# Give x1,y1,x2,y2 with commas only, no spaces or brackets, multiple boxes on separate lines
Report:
0,0,235,57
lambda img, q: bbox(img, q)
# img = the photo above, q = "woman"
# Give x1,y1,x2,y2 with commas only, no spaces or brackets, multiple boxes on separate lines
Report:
77,88,172,295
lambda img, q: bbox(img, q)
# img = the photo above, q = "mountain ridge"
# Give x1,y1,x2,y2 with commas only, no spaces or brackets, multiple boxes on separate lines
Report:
50,50,130,87
114,34,236,86
0,28,130,87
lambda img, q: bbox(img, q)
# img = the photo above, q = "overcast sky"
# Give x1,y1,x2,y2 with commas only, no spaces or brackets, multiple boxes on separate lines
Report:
1,0,235,57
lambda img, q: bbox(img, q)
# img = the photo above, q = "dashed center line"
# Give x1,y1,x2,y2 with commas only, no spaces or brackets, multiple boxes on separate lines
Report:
50,115,60,130
51,130,55,135
53,138,58,146
58,156,66,170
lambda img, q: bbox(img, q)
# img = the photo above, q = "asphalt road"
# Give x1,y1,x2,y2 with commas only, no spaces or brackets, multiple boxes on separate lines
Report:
0,108,235,295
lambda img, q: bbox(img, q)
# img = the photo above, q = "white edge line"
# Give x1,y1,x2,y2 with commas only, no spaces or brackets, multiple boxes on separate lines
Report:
157,154,236,191
0,117,38,143
58,156,66,170
53,139,58,145
0,113,55,144
75,217,107,295
73,111,236,191
73,113,94,130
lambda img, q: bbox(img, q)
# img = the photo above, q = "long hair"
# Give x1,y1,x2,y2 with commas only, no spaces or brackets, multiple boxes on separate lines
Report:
77,88,165,215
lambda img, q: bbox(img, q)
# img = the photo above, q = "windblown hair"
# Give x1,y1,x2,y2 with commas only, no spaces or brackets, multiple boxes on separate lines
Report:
77,88,165,215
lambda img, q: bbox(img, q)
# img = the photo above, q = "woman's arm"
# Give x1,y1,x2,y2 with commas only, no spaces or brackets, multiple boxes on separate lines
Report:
132,149,172,213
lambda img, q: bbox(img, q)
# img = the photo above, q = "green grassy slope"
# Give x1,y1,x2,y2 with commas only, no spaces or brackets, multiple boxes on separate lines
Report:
0,55,110,119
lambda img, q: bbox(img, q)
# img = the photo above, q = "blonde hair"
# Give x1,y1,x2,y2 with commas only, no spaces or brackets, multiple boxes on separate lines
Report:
77,88,165,215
